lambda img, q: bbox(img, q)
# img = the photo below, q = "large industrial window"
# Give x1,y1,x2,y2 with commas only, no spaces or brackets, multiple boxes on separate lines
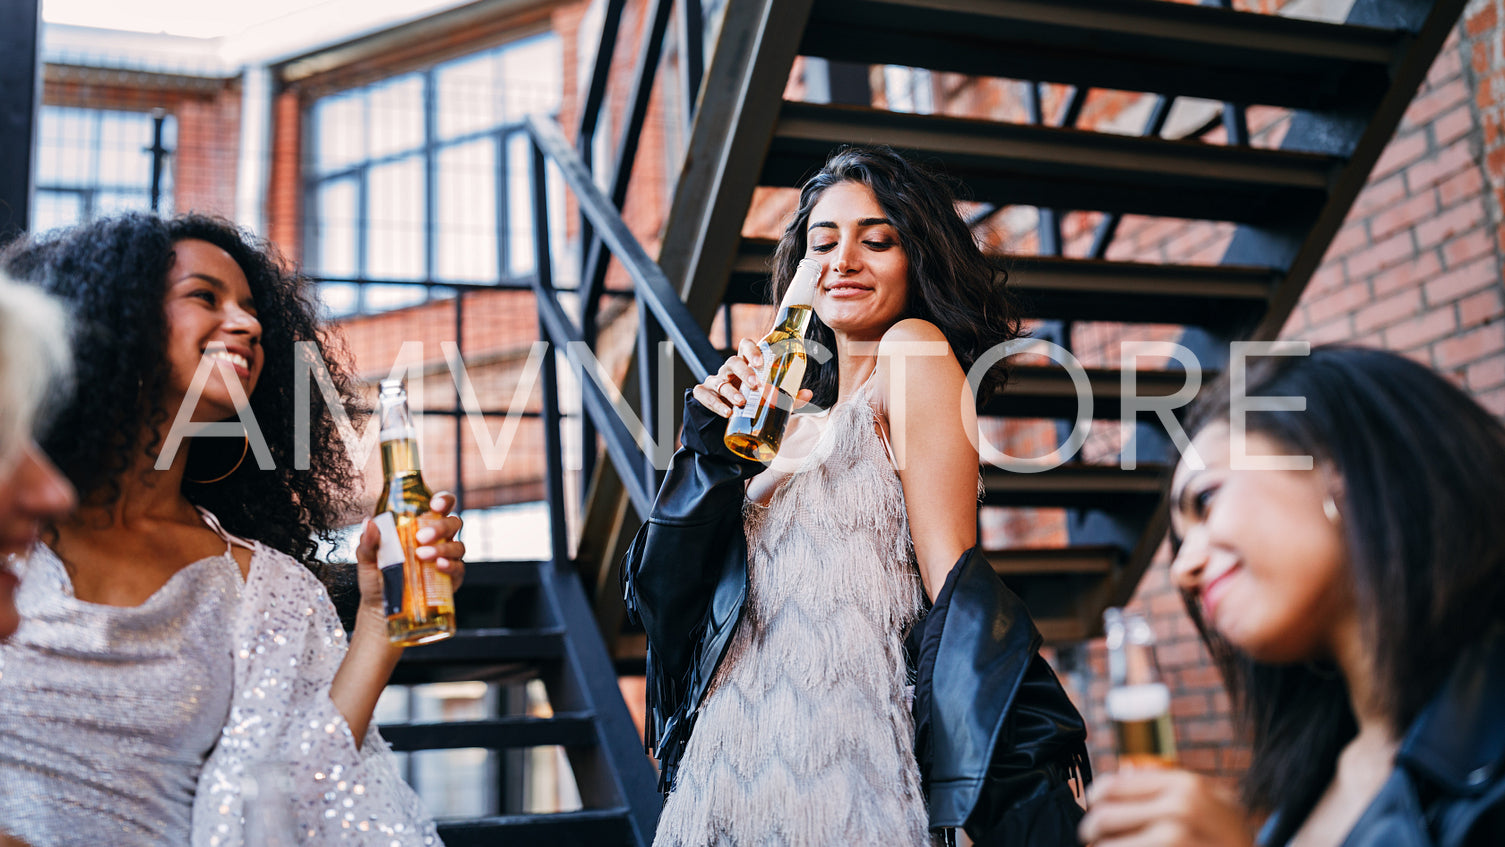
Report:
33,107,176,232
305,32,564,317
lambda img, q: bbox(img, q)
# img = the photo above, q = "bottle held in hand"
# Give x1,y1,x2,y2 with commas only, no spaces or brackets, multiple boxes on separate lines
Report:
374,378,455,645
1104,607,1178,769
724,258,823,462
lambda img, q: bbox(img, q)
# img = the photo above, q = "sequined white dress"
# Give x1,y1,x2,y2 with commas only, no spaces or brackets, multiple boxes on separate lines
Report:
653,381,935,846
0,511,439,846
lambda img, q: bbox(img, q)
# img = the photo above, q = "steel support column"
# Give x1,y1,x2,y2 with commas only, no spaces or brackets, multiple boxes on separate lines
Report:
0,0,42,243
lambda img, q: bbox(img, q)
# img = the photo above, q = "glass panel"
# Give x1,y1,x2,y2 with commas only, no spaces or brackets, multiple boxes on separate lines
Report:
315,178,359,277
505,132,534,276
367,74,425,160
436,138,499,282
36,107,97,187
319,282,359,317
436,52,499,140
96,111,154,188
363,284,427,312
499,35,562,120
94,190,151,216
31,191,84,232
366,156,426,281
313,91,366,175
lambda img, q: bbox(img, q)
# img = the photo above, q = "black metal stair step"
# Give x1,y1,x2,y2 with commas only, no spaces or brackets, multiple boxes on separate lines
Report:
985,545,1121,576
728,238,1277,329
381,712,597,752
981,464,1166,509
459,560,546,587
390,627,565,685
801,0,1398,111
1006,255,1277,328
983,363,1206,421
437,808,632,847
765,102,1338,224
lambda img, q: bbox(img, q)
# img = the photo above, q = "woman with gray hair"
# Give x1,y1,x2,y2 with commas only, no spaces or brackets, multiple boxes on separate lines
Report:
0,273,75,640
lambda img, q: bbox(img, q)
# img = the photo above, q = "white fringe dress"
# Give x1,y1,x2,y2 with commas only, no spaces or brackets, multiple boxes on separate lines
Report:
653,381,934,846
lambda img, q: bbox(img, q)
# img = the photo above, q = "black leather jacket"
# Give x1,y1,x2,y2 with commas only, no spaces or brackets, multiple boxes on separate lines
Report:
622,393,1091,844
1260,627,1505,847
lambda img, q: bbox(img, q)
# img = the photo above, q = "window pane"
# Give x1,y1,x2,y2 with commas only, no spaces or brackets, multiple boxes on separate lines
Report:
36,107,97,187
367,75,424,160
32,191,84,232
94,190,151,217
314,91,366,175
505,132,534,276
500,35,562,120
437,138,498,282
366,156,426,280
316,178,359,277
436,52,499,140
320,282,359,317
96,111,154,188
364,284,427,311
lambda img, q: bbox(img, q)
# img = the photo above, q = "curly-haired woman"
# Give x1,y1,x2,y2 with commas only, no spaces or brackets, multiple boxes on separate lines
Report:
626,147,1090,846
0,213,463,846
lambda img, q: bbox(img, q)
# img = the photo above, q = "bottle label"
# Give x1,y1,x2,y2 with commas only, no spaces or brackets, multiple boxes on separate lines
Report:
373,512,406,618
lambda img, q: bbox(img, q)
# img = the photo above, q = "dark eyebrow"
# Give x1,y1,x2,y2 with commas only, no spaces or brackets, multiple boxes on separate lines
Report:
178,272,227,291
177,273,258,312
808,217,893,232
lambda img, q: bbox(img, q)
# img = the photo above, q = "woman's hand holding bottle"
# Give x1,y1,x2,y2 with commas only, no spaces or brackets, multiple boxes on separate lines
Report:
694,337,813,420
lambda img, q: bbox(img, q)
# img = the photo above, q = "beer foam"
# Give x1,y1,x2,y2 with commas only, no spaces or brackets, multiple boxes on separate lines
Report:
783,258,822,307
1106,683,1171,722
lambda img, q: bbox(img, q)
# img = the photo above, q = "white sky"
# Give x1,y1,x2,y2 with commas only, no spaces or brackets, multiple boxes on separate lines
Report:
44,0,368,39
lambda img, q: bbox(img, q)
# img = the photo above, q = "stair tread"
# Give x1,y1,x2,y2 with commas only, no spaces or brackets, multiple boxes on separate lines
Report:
985,546,1121,575
730,238,1278,327
982,363,1207,421
801,0,1397,110
766,103,1336,223
397,627,566,663
436,808,631,845
380,712,597,751
981,464,1167,508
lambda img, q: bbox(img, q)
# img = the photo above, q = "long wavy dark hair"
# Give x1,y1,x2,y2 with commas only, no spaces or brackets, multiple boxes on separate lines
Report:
1,212,363,568
1176,344,1505,840
770,146,1023,408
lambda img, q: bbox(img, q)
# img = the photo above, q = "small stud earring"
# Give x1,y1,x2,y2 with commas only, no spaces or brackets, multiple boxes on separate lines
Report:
1323,495,1341,525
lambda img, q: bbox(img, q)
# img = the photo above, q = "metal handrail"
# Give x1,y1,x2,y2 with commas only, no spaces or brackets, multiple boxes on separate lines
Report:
527,115,722,378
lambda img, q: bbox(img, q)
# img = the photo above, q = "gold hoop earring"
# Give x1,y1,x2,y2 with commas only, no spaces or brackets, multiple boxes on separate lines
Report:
1323,495,1341,525
186,435,248,485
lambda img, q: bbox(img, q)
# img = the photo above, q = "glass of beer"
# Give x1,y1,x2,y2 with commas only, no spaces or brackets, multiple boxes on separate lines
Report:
1103,607,1178,769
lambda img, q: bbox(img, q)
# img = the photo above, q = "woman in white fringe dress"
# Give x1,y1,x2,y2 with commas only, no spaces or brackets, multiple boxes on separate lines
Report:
652,147,1024,846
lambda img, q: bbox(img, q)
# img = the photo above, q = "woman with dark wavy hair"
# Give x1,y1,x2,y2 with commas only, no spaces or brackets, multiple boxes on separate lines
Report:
627,146,1089,846
0,213,463,846
1079,345,1505,847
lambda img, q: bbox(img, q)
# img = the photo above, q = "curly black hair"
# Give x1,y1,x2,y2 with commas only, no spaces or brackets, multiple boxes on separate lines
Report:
1,212,363,568
770,145,1024,408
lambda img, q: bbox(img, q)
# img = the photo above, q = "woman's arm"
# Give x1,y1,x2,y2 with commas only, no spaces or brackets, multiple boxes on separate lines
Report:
879,318,980,600
336,491,465,747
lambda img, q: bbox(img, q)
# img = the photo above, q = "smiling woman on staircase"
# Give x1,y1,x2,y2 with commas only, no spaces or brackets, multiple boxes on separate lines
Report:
625,146,1091,846
0,213,463,846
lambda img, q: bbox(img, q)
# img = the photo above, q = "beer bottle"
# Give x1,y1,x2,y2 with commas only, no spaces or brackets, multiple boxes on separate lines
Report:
724,257,823,462
373,378,456,645
1104,607,1178,769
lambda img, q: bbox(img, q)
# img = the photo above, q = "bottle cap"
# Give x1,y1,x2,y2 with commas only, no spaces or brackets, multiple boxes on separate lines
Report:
783,258,823,307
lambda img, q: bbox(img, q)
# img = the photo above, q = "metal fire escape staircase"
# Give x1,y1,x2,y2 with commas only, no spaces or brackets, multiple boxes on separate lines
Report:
380,0,1466,844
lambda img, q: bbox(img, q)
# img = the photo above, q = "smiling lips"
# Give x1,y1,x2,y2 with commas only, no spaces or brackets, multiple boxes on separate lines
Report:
1200,565,1241,621
204,347,252,378
823,281,872,297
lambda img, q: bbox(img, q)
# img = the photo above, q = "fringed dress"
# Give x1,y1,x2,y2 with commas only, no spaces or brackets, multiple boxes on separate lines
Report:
654,379,934,846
